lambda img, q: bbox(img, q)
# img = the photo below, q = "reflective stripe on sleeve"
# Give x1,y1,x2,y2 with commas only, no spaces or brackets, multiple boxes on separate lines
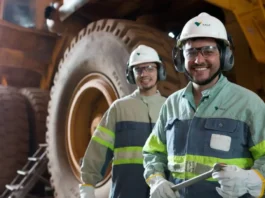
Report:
92,126,115,150
143,134,167,154
250,140,265,160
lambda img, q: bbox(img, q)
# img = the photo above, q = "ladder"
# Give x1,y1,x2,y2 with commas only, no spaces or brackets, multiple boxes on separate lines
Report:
0,144,51,198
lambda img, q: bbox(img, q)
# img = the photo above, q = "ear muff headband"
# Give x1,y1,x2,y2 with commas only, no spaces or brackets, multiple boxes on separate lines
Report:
172,34,185,73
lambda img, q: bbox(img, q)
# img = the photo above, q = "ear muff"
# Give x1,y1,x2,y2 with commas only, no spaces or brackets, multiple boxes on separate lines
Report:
221,34,234,71
158,63,167,81
172,46,185,73
172,34,185,73
126,68,135,84
126,62,135,84
157,56,167,81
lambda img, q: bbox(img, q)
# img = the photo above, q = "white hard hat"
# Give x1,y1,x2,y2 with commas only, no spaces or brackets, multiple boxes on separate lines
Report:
128,45,162,68
177,12,229,47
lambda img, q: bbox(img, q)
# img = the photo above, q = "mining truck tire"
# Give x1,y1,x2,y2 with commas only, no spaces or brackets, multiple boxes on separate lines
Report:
46,19,186,198
20,88,50,151
0,86,29,193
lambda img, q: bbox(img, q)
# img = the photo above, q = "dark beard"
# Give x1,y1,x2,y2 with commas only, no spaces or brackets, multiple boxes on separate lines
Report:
139,77,157,91
142,83,156,91
184,67,221,86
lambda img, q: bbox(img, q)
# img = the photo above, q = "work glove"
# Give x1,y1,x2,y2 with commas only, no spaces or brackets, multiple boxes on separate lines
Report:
212,165,265,198
79,184,96,198
148,175,180,198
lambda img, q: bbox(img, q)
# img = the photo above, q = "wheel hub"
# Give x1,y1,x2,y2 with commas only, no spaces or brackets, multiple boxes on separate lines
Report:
67,73,117,186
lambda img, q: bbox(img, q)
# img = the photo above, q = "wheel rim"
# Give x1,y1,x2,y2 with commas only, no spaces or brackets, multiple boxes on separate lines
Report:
67,73,118,186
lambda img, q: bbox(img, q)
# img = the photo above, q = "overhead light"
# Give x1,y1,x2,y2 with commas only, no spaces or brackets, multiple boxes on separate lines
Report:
168,32,175,38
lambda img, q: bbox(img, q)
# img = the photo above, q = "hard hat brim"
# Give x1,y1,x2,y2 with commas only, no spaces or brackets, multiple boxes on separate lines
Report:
177,35,230,47
128,60,162,68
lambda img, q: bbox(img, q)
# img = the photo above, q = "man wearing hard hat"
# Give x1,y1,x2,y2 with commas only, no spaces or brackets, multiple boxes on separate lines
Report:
143,12,265,198
79,44,167,198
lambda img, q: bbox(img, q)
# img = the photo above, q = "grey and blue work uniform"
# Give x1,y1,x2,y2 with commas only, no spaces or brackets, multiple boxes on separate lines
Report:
81,89,166,198
143,75,265,198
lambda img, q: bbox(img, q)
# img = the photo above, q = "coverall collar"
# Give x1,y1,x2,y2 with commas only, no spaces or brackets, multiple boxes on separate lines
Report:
132,89,162,103
182,74,228,108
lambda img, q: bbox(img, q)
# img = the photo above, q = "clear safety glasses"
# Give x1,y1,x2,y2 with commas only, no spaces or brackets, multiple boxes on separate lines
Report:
133,65,157,74
183,46,219,61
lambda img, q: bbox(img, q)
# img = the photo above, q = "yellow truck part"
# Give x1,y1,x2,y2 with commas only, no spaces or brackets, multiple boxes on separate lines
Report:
206,0,265,63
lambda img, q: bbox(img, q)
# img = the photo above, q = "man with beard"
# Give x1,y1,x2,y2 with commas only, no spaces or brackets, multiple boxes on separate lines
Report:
143,12,265,198
79,44,167,198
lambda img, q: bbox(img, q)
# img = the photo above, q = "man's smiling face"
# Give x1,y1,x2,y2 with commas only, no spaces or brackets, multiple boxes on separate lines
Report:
133,62,158,91
183,38,221,86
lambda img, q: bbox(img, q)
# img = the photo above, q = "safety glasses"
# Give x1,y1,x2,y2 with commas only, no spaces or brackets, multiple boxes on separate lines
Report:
133,65,157,74
183,46,219,61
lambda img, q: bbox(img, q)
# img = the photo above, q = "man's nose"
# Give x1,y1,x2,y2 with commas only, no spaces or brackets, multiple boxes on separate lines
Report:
194,52,205,64
140,69,148,76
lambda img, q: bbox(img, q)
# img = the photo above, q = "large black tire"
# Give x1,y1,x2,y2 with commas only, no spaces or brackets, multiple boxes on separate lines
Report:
20,88,50,153
0,86,29,193
19,88,51,197
46,19,187,198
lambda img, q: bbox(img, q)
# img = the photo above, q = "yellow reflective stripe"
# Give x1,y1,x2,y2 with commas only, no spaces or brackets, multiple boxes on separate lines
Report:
249,140,265,160
168,154,254,169
81,184,94,187
143,134,167,154
253,169,265,198
92,136,114,151
146,173,165,185
113,146,143,165
113,158,143,165
97,126,115,138
114,146,142,152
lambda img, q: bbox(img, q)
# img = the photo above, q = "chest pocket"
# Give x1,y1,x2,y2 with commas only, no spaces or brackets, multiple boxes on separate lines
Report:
204,119,238,133
203,118,240,157
166,118,190,156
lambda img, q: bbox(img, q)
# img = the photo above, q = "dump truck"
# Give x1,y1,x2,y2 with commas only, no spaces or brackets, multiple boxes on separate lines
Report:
0,0,264,197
